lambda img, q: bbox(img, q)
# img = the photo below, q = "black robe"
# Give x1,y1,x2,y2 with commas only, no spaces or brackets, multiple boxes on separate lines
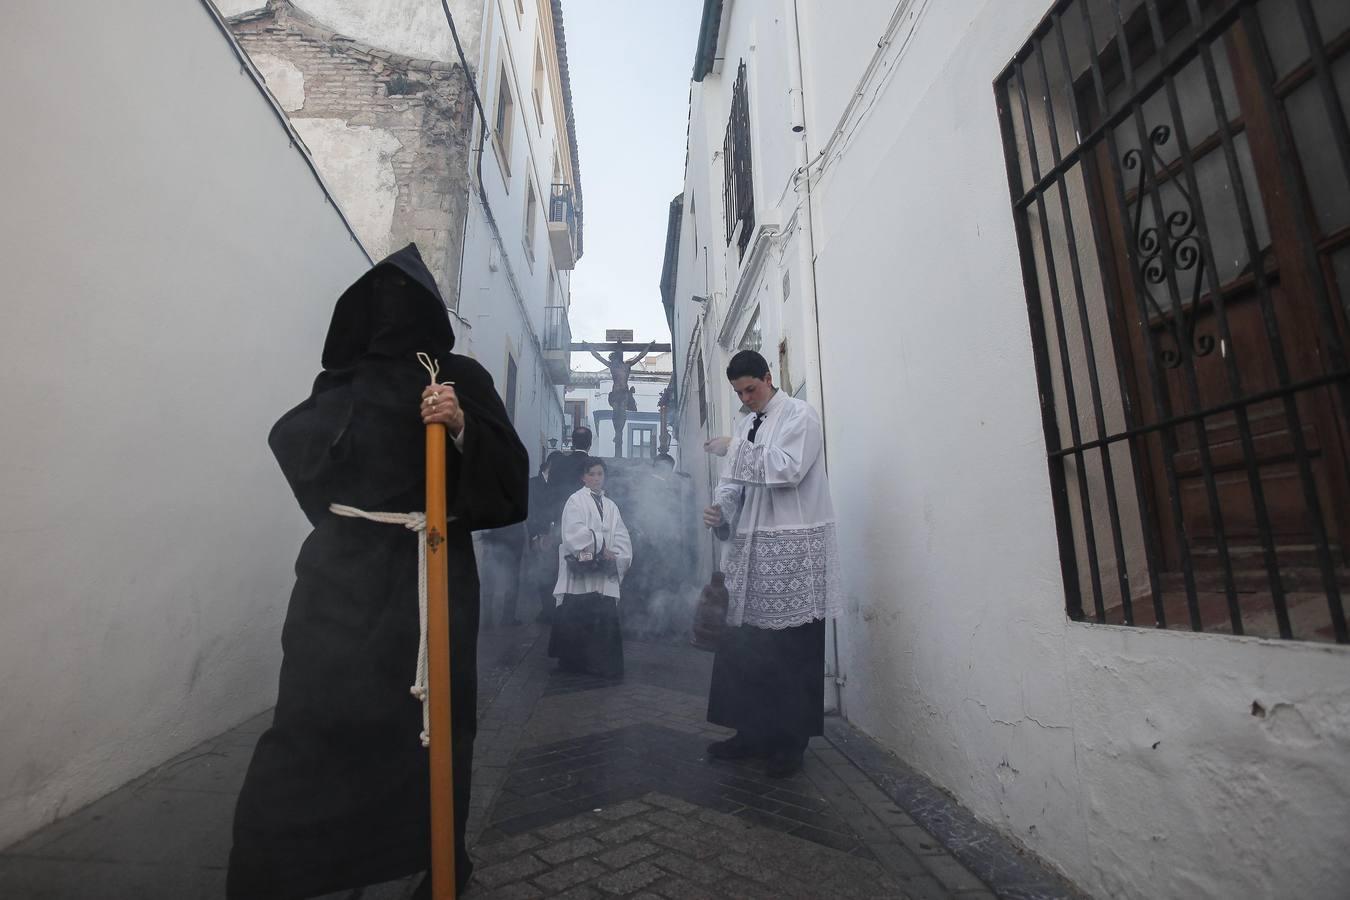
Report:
547,450,590,521
228,244,528,899
707,620,825,752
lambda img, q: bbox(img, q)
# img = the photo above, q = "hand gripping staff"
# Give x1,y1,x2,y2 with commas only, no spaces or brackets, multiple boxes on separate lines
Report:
418,350,457,900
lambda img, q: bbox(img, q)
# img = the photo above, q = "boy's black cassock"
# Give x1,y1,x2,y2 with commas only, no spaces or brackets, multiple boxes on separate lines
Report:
227,244,528,898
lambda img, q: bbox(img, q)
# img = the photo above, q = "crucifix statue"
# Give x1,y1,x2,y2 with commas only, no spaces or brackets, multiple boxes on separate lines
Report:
583,340,657,457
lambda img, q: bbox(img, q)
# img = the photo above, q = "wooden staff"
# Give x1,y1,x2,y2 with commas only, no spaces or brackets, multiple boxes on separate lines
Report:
425,401,456,899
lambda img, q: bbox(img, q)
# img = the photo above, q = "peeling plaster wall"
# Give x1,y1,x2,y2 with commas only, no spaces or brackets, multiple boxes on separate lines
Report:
213,1,484,67
251,51,305,111
293,118,402,261
230,5,471,305
229,0,571,473
0,0,369,847
800,1,1350,898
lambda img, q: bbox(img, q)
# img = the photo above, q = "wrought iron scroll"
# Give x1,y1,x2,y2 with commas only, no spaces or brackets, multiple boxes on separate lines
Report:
1124,125,1216,370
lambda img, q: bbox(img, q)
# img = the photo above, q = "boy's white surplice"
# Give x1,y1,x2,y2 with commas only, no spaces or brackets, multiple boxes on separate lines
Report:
553,487,632,600
712,389,842,629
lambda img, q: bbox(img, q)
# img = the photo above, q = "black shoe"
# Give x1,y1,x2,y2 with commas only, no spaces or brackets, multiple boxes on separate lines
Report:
706,733,765,760
765,749,804,778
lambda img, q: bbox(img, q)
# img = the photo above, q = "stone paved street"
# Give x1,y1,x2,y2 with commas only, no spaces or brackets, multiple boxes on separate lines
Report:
0,625,1082,899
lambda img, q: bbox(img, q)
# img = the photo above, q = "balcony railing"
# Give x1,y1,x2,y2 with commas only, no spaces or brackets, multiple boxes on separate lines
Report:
548,183,579,269
543,304,570,385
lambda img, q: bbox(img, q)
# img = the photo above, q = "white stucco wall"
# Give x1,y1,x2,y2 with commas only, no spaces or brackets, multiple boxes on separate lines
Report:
252,51,306,111
669,1,1350,897
0,0,370,848
451,0,575,470
292,118,402,261
802,2,1350,898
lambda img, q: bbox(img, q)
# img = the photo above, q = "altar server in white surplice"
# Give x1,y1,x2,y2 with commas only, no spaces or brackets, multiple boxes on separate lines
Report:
550,457,632,678
701,349,841,778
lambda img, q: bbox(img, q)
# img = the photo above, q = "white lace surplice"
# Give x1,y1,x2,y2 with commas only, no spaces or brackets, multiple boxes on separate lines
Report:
713,390,841,629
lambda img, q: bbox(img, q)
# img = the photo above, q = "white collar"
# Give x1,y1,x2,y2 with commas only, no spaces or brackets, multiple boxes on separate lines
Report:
739,388,783,418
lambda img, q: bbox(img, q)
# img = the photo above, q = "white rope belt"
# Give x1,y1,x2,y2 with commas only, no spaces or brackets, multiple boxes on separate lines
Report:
328,502,442,748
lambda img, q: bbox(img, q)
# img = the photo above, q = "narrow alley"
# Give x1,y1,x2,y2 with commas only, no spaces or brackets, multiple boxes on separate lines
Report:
0,628,1080,900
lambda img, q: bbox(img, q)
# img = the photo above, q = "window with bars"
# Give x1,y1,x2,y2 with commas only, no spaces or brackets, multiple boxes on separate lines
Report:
723,60,755,259
494,61,515,177
997,0,1350,643
532,38,547,130
524,177,538,262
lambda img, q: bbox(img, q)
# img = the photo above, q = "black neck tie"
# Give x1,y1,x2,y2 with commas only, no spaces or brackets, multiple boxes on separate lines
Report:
747,413,766,444
592,492,604,519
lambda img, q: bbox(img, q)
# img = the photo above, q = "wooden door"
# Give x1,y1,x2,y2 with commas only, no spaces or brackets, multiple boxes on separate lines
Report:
1089,2,1350,613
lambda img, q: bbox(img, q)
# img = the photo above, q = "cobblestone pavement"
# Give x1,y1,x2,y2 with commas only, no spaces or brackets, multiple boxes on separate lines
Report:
0,625,1082,899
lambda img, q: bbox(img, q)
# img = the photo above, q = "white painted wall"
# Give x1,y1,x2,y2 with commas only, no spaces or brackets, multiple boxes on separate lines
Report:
292,118,403,261
453,0,576,470
669,1,1350,897
0,0,370,847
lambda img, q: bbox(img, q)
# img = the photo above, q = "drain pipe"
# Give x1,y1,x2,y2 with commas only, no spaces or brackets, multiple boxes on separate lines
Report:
785,0,843,717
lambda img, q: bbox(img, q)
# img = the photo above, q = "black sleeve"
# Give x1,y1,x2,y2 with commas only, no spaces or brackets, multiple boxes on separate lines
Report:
443,355,529,531
268,372,359,525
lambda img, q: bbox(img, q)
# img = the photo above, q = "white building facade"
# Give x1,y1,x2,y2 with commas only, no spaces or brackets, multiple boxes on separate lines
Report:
219,0,583,470
666,2,1350,898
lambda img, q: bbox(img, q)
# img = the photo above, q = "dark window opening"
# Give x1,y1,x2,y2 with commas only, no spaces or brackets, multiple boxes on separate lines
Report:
723,60,755,259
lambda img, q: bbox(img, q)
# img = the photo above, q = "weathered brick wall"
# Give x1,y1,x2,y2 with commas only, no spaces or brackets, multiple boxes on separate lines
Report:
230,2,471,304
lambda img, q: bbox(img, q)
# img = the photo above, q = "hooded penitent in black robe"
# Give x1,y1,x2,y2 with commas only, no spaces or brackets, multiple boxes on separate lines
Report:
227,244,528,899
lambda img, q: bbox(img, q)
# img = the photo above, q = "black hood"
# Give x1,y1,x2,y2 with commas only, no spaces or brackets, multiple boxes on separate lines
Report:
322,243,455,369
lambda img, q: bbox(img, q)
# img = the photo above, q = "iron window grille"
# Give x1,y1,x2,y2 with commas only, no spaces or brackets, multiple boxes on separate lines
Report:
996,0,1350,643
724,60,756,259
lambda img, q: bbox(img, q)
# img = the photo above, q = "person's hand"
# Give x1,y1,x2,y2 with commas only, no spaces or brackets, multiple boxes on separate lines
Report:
704,436,732,457
421,384,464,437
602,549,617,561
703,505,724,528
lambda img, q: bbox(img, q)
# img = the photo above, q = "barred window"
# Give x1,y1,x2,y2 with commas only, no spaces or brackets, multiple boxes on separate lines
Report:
997,0,1350,643
724,60,755,259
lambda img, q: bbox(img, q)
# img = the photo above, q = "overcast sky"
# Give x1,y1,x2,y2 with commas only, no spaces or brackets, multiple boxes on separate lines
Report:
560,0,704,355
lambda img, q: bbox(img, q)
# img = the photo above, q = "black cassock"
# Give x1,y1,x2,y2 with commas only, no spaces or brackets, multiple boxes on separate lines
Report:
227,244,528,899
